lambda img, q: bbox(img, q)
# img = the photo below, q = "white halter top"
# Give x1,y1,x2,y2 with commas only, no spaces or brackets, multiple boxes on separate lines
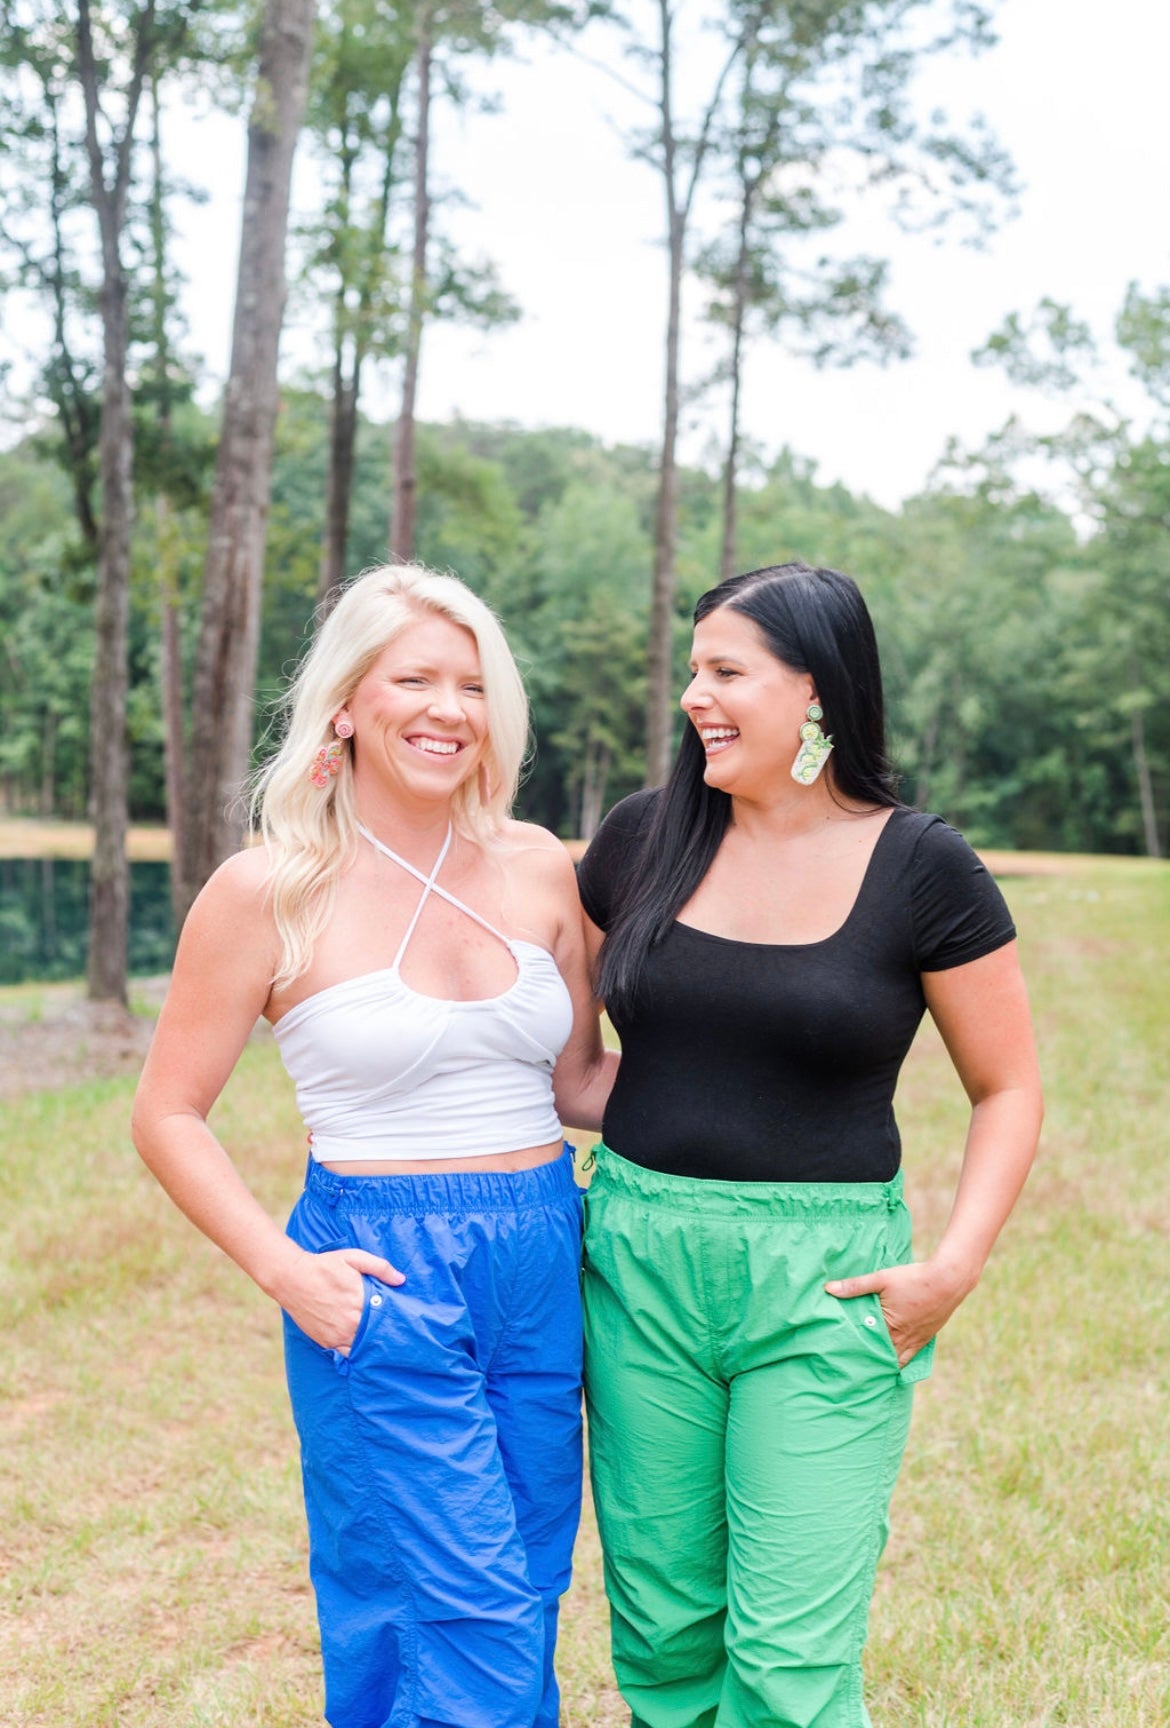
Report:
274,824,573,1161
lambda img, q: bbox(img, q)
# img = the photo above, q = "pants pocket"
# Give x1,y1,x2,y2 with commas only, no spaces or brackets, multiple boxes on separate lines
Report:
898,1332,936,1385
867,1291,936,1385
284,1209,381,1374
334,1271,377,1371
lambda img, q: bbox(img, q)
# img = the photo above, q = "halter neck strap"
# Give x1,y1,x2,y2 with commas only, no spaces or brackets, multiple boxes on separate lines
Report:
357,822,511,965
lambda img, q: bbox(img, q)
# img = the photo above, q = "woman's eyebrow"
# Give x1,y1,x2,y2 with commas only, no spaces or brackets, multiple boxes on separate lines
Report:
388,659,481,675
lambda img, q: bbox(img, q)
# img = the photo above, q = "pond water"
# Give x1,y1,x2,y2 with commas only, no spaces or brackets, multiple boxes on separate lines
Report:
0,859,176,985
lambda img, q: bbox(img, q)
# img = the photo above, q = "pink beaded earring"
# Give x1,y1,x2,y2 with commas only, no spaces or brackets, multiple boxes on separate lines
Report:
334,717,354,739
309,742,344,789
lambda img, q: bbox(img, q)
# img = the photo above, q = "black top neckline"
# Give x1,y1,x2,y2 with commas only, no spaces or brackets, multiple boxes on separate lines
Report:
672,804,902,954
576,791,1016,1181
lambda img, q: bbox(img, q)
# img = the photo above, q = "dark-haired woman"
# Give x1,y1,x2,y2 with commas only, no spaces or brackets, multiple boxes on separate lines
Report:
578,562,1042,1728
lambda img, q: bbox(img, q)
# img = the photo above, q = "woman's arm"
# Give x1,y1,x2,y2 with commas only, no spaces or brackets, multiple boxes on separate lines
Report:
130,851,401,1349
521,839,617,1133
552,879,619,1133
826,940,1043,1365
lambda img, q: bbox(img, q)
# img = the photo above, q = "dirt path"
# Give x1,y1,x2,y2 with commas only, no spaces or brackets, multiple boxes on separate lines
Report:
0,981,167,1101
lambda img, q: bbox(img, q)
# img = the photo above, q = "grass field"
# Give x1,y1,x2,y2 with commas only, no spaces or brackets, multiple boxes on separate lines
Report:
1,854,1168,1726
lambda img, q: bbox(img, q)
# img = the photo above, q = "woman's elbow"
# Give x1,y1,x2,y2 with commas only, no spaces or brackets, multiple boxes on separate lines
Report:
552,1075,597,1135
129,1090,162,1163
129,1087,197,1167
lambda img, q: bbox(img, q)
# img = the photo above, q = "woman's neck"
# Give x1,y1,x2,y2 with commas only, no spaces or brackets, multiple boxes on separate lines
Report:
353,789,456,862
727,780,878,846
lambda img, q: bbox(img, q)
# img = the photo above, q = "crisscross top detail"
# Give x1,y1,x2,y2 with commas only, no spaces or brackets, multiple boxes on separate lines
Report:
358,822,512,972
270,822,574,1162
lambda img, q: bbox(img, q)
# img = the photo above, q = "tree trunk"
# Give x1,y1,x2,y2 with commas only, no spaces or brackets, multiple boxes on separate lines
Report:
47,84,100,552
720,203,750,584
158,496,188,927
391,6,432,564
1131,703,1163,858
317,129,358,611
580,739,610,843
642,4,740,785
318,345,359,609
40,710,57,818
85,251,133,1005
181,0,315,919
147,73,187,928
76,0,155,1005
318,68,403,612
645,0,681,790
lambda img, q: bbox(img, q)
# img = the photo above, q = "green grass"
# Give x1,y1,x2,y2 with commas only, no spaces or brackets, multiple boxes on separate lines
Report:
2,856,1167,1726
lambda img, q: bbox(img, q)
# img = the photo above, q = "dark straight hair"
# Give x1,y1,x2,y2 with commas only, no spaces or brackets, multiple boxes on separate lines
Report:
597,561,901,1017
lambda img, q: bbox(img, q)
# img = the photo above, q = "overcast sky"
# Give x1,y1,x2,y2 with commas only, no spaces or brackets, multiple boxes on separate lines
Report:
109,0,1170,509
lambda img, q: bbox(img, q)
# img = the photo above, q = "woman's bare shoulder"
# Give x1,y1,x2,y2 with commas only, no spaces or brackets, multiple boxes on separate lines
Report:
501,816,566,850
182,844,276,942
199,842,272,897
500,818,574,870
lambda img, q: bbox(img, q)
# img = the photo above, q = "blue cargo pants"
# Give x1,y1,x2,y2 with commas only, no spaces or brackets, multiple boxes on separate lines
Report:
283,1149,584,1728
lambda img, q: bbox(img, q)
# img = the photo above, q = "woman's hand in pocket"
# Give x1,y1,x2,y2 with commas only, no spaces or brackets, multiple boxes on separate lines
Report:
281,1247,404,1351
825,1257,974,1367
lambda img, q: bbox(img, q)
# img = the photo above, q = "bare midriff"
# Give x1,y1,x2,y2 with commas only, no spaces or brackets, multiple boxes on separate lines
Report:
319,1136,566,1177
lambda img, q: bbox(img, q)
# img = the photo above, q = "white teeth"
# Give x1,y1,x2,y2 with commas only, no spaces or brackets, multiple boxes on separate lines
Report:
410,737,460,755
700,728,738,743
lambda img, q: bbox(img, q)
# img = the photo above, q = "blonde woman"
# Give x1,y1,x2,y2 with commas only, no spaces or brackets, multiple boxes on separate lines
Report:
132,565,615,1728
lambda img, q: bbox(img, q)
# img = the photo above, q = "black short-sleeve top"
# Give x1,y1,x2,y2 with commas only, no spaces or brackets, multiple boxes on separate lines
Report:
578,790,1016,1182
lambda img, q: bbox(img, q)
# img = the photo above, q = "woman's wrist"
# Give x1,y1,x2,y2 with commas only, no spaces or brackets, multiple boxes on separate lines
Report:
252,1234,310,1307
927,1243,985,1302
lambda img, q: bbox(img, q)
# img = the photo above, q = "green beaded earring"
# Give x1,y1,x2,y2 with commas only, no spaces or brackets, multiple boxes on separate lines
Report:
791,702,833,786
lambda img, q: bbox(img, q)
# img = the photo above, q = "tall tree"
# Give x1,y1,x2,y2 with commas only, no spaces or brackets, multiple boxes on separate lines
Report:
304,0,525,594
1100,485,1168,857
180,0,316,917
0,452,96,822
634,0,742,785
306,0,413,607
138,65,214,922
74,0,161,1004
385,0,588,565
613,0,1013,784
550,589,648,838
973,286,1170,855
389,0,433,563
701,6,917,579
0,0,204,867
0,17,102,556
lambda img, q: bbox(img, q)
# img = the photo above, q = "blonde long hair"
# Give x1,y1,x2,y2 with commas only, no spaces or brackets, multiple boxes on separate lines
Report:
254,564,529,986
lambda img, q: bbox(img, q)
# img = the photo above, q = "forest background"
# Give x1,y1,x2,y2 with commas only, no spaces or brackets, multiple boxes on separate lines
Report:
1,0,1168,1009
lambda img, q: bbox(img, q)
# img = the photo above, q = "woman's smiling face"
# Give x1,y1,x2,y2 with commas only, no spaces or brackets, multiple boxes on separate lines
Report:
680,606,818,798
336,611,490,807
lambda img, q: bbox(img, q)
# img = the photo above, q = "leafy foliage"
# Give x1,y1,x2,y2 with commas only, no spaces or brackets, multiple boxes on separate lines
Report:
2,396,1165,854
0,8,1165,864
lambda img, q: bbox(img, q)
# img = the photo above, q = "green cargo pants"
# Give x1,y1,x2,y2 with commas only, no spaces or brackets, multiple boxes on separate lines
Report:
581,1144,934,1728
